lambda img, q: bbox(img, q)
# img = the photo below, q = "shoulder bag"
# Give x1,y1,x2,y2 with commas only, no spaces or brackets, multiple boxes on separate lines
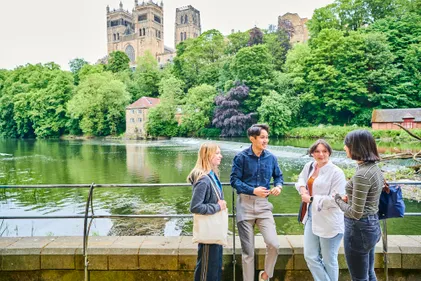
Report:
192,176,228,246
378,180,405,220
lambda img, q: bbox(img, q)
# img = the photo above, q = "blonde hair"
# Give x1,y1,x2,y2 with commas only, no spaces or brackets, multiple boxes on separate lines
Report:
187,143,220,184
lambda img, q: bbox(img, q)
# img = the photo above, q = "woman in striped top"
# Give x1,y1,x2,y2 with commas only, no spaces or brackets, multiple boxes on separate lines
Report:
334,130,383,281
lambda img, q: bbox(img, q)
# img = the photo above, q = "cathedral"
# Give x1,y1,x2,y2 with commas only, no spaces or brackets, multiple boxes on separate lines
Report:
106,1,201,67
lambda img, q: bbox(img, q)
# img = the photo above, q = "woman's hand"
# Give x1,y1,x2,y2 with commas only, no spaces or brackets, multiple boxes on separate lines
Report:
301,193,312,203
299,186,308,195
218,200,227,210
342,195,348,203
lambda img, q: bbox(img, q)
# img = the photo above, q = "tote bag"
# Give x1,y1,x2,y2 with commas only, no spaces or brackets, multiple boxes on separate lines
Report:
378,181,405,220
192,176,228,246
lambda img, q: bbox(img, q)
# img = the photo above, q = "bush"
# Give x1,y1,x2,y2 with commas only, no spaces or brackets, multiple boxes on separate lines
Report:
197,128,222,138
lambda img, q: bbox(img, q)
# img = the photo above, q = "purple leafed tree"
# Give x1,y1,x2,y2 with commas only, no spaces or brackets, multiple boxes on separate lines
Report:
248,27,264,46
212,82,255,137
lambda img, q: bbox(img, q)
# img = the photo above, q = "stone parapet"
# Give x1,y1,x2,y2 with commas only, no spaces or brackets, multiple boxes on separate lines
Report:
1,235,421,281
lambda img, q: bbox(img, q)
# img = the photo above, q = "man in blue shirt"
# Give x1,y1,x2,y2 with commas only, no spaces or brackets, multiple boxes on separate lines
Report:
230,124,283,281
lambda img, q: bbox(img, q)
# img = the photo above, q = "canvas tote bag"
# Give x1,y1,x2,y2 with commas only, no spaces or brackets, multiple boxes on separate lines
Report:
192,176,228,246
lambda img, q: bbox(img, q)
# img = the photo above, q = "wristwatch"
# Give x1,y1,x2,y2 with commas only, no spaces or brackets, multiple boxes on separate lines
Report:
310,196,313,203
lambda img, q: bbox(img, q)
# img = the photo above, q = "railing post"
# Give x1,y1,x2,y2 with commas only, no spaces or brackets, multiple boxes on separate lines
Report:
83,183,95,281
382,219,389,281
232,187,236,281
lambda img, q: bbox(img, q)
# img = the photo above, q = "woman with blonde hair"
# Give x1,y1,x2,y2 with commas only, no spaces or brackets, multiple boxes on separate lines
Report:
188,142,227,281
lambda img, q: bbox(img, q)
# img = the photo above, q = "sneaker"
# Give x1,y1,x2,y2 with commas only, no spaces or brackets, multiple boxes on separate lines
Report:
258,271,268,281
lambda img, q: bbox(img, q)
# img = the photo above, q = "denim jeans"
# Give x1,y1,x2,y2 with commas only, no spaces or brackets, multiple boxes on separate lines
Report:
194,243,222,281
344,215,381,281
304,206,343,281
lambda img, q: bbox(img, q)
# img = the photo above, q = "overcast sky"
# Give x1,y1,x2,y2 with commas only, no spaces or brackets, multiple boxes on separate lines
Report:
0,0,333,71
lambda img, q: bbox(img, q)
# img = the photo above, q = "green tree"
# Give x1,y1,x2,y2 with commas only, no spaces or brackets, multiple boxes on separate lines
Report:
258,90,299,136
179,84,218,136
263,29,291,71
172,29,226,88
146,75,184,137
69,58,88,85
107,51,130,73
225,31,250,54
230,45,274,112
307,4,341,38
67,72,130,136
131,51,161,100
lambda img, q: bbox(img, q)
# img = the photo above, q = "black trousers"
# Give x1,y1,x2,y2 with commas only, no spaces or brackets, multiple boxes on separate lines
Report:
194,243,223,281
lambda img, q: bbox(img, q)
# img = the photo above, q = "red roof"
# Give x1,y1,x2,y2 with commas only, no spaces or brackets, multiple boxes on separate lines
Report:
127,97,160,109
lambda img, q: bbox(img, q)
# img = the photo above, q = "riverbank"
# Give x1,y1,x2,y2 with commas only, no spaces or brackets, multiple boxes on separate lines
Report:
285,125,421,142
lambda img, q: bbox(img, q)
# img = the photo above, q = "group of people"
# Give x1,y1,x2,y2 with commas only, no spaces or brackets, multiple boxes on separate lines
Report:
188,123,383,281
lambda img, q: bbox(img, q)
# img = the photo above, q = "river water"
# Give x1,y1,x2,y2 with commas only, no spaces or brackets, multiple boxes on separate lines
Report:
0,138,420,237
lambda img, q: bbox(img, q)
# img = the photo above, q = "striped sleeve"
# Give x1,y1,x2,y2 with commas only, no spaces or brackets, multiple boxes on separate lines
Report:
335,174,371,219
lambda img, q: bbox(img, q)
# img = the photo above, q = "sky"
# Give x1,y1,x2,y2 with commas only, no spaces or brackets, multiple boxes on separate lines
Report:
0,0,334,71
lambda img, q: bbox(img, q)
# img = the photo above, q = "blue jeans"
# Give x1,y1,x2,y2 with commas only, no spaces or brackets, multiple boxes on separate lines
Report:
304,206,343,281
344,215,381,281
194,243,223,281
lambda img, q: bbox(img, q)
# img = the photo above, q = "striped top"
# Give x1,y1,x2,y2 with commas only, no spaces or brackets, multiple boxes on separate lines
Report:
335,162,383,219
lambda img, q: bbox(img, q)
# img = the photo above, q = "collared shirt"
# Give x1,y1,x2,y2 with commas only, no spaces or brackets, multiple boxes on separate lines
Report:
230,145,283,195
296,161,346,238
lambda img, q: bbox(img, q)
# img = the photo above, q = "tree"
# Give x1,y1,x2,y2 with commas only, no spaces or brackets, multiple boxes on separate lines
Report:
131,51,161,100
230,45,274,112
179,84,218,136
307,4,341,38
172,29,226,88
264,29,291,71
225,31,250,54
67,72,130,136
248,27,264,46
69,58,88,85
107,51,130,73
258,90,299,136
146,75,184,137
212,82,255,137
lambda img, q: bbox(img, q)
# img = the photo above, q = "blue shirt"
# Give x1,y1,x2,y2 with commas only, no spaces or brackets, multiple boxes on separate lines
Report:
230,146,284,195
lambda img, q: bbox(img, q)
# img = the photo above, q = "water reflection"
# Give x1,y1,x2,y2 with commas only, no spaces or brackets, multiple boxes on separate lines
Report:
1,138,420,237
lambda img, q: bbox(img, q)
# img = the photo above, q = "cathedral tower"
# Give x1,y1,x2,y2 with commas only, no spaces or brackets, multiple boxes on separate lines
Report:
106,0,165,66
174,5,201,46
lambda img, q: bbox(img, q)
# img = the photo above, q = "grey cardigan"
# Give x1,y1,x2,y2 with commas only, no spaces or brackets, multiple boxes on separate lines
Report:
190,175,223,215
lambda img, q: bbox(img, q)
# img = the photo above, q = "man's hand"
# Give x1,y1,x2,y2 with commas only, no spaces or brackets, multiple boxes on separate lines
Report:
270,186,282,196
253,187,270,198
299,186,308,195
218,200,227,210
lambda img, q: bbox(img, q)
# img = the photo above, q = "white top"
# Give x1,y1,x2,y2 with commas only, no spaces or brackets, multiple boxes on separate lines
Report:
295,161,346,238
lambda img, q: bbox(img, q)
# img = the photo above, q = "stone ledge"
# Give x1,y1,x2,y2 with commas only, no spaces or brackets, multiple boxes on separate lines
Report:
0,235,420,273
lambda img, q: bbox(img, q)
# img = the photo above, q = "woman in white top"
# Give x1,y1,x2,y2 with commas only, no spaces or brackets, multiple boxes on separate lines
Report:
296,139,346,281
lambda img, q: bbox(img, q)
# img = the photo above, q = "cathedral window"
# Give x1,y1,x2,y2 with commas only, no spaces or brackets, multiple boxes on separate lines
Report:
138,14,147,22
117,33,120,40
154,15,161,23
180,32,184,41
184,15,188,24
125,45,136,63
180,15,184,24
184,32,187,40
113,34,116,41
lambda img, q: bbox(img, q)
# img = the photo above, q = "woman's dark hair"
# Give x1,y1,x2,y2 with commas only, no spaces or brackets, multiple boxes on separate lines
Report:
308,139,332,156
247,124,270,138
344,130,380,162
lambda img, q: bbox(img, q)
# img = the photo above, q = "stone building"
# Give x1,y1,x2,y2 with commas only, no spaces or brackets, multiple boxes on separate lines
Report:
278,13,309,44
126,96,160,138
106,1,201,67
174,5,201,46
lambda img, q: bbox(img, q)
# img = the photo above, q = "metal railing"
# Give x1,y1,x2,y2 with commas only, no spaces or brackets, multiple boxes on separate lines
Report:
1,181,421,281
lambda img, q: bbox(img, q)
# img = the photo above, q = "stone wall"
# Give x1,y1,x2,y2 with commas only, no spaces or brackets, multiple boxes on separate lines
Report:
1,235,421,281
